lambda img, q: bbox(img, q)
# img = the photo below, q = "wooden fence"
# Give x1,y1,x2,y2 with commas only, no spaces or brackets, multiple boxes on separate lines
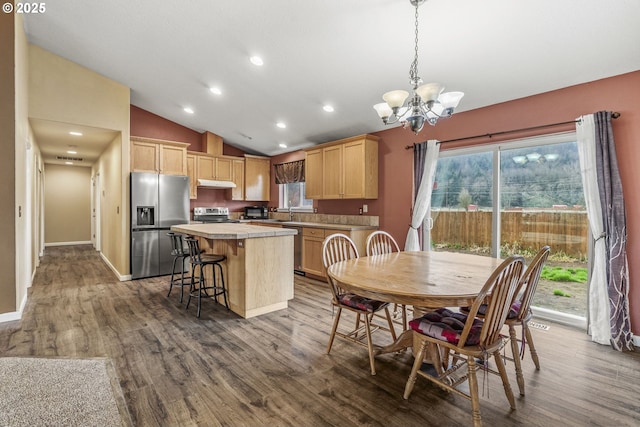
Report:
430,210,588,257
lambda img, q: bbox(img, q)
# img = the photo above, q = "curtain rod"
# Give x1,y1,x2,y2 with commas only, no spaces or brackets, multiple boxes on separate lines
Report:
404,111,621,149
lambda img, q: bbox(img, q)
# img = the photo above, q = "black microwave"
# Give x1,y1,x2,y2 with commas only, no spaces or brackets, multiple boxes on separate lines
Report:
244,206,268,219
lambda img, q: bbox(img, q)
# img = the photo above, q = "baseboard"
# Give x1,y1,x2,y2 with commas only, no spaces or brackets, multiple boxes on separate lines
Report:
633,335,640,347
44,240,92,247
531,306,588,329
99,252,130,281
0,293,27,324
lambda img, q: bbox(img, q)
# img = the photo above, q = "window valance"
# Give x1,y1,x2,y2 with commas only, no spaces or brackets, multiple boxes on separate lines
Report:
274,160,305,184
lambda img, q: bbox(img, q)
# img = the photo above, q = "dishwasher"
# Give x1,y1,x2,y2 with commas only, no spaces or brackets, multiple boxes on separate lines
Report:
283,225,304,275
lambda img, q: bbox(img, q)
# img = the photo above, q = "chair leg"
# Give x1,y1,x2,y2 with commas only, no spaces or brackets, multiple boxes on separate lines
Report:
196,267,204,318
509,324,525,396
185,264,195,310
467,357,483,427
215,263,229,310
167,256,178,297
363,314,376,375
383,306,397,341
493,349,516,410
327,307,342,354
523,323,540,370
179,256,187,303
403,337,427,399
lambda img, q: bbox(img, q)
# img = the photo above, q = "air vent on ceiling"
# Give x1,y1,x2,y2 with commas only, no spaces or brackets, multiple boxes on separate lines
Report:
56,156,84,161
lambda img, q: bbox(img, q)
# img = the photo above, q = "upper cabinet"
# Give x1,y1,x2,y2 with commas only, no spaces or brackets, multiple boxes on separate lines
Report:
229,158,245,201
131,137,189,175
245,155,271,201
186,153,197,199
304,148,323,199
305,134,379,199
196,154,234,181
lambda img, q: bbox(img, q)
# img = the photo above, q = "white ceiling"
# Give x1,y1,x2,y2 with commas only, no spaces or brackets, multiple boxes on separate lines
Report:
23,0,640,164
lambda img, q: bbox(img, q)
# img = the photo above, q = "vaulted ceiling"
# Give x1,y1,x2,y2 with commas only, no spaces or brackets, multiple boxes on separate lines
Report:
23,0,640,163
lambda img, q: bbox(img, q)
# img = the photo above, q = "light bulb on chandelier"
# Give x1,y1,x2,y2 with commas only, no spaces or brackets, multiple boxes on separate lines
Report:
373,0,464,134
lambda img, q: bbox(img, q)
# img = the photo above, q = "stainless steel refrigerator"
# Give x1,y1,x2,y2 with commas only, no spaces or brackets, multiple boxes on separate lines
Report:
130,172,190,279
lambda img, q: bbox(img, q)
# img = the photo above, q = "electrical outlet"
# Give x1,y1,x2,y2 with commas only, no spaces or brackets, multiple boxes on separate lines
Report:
363,204,368,213
359,208,363,215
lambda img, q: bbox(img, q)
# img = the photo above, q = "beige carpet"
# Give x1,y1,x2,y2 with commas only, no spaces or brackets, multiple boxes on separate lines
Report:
0,357,131,427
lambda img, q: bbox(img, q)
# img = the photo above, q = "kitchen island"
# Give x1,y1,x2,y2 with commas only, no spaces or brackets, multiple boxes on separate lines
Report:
170,223,296,318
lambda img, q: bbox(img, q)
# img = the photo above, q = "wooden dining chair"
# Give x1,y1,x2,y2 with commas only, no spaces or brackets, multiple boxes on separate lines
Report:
404,255,525,427
365,231,408,330
460,246,550,396
322,233,397,375
506,245,550,395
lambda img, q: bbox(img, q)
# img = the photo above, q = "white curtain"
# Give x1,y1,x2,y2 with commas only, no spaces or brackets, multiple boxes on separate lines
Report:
576,114,611,345
405,140,439,251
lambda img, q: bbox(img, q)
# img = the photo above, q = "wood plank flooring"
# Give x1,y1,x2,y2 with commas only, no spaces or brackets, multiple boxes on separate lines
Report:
1,245,639,426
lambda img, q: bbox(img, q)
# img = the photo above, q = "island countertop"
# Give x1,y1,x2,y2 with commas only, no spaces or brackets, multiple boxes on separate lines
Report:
171,223,297,239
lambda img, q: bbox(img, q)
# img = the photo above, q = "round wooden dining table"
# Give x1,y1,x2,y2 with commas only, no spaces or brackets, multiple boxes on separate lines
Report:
327,250,504,354
327,250,504,308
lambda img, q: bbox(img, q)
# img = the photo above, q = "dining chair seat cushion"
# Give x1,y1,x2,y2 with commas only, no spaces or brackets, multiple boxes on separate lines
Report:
461,300,522,319
338,293,389,313
409,308,483,346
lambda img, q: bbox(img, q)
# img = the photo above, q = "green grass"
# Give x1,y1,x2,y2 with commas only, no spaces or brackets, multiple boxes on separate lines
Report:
553,289,572,297
541,266,587,283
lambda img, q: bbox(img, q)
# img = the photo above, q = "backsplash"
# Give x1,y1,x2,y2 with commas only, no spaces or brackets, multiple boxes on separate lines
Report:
271,212,379,226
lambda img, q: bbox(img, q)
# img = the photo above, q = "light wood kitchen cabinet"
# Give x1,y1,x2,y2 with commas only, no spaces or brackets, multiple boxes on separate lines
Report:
304,148,323,199
301,227,326,277
195,153,234,181
304,134,378,199
229,158,245,201
245,155,270,201
186,153,197,199
131,137,188,175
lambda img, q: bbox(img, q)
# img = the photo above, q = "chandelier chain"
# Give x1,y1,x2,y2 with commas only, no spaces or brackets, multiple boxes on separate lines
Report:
410,3,420,85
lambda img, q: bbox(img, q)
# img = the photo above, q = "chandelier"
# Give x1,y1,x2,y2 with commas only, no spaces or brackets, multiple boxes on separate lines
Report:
373,0,464,134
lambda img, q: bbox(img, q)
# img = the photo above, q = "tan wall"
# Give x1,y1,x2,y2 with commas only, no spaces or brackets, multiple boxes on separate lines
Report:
15,13,32,313
0,9,16,314
94,134,127,273
44,164,92,244
29,45,130,277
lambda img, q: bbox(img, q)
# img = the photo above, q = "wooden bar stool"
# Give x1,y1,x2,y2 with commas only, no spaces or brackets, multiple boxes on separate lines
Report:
184,237,229,318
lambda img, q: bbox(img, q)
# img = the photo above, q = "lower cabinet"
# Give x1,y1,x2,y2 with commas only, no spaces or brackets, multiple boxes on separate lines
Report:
301,227,375,279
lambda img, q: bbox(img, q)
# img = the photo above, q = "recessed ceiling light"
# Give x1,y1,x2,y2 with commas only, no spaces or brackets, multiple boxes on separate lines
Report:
279,143,287,148
250,56,264,66
276,122,286,129
183,107,194,114
67,150,77,154
69,131,82,136
65,161,73,165
323,105,335,113
209,87,222,95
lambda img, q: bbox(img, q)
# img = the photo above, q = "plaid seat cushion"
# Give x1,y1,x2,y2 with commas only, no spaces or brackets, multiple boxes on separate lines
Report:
338,293,389,312
462,299,522,319
409,308,483,346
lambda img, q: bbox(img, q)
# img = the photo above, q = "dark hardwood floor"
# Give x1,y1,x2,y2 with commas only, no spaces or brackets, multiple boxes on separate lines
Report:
1,245,639,426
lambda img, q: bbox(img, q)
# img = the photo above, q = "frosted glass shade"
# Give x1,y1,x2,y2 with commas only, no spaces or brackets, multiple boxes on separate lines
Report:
373,102,393,119
415,83,443,102
382,90,409,108
438,91,465,109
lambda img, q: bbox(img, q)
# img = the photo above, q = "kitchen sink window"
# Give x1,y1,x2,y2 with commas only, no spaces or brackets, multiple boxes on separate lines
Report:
275,160,313,210
280,182,313,209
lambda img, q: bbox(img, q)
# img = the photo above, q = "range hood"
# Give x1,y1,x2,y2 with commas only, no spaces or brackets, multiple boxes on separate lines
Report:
197,179,236,189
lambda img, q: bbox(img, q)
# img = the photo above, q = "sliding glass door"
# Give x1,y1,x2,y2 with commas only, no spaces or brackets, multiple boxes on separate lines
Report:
425,133,589,324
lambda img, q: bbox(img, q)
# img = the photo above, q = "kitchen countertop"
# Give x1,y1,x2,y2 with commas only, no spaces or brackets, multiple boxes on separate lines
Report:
171,222,297,239
242,219,378,231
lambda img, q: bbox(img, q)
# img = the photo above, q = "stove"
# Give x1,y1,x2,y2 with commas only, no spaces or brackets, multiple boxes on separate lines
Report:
193,207,239,223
